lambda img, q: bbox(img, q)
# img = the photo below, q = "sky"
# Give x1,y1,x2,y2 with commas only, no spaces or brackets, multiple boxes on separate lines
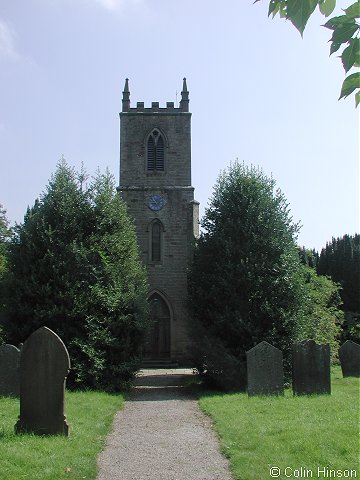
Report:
0,0,358,252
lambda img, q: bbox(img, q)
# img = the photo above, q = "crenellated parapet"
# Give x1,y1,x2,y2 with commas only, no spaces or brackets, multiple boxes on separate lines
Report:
121,78,190,114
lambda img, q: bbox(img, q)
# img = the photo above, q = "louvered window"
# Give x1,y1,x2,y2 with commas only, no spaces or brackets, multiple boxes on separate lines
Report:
156,136,164,170
147,130,165,171
147,136,155,171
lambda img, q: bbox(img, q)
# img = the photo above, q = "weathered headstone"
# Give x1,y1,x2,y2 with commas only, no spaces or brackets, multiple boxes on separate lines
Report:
0,344,20,397
292,340,331,395
339,340,360,377
15,326,70,435
246,341,284,396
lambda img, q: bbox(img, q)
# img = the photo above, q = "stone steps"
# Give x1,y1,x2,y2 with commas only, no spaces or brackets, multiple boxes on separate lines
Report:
141,359,179,369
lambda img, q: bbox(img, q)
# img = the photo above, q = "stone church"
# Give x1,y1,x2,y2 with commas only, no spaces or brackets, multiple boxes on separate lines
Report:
118,78,199,364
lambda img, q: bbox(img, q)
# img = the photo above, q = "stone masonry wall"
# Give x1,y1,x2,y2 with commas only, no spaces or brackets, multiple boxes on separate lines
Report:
119,110,191,188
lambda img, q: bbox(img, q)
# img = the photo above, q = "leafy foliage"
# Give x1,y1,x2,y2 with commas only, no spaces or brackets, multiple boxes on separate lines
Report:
188,162,304,390
1,161,149,391
294,265,344,361
256,0,360,105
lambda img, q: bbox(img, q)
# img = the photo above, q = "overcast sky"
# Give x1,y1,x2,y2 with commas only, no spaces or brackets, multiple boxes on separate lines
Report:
0,0,358,251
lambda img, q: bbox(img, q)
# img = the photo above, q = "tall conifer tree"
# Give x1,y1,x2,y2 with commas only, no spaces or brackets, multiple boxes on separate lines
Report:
2,161,148,390
188,162,304,389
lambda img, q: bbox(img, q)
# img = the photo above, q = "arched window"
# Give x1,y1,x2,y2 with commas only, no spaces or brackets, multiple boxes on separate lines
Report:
147,130,165,171
150,220,162,262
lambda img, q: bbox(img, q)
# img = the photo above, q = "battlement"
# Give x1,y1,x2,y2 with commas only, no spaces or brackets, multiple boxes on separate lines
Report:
121,78,189,114
122,101,190,115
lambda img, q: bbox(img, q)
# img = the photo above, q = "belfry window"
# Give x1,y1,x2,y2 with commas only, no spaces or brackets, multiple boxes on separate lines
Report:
147,130,165,171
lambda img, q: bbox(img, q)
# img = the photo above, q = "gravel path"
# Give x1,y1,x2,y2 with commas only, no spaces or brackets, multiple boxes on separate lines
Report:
97,369,233,480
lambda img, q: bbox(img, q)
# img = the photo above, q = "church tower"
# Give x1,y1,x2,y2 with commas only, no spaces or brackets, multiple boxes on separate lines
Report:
118,78,199,364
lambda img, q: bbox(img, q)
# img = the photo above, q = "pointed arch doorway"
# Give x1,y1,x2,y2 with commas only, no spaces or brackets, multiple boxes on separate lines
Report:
144,292,171,359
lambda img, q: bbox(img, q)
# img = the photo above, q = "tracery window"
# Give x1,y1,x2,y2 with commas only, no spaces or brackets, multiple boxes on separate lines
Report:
147,130,164,171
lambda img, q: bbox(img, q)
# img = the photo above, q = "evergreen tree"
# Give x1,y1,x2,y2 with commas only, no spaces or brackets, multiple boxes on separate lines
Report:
70,169,149,388
317,233,359,342
298,247,319,269
188,162,304,389
0,204,11,343
0,204,11,279
2,161,148,390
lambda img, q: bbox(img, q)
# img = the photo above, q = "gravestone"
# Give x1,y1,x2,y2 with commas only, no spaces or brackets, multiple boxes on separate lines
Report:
246,341,284,396
15,326,70,435
339,340,360,377
292,340,331,395
0,344,20,397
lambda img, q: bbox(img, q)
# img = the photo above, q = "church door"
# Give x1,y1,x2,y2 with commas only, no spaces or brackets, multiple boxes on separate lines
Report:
144,293,170,359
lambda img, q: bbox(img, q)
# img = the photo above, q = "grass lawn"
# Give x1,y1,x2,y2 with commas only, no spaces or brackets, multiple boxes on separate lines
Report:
199,367,359,480
0,390,123,480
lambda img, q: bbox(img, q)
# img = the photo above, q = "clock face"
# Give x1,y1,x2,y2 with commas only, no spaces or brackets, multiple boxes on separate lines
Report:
148,194,166,211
